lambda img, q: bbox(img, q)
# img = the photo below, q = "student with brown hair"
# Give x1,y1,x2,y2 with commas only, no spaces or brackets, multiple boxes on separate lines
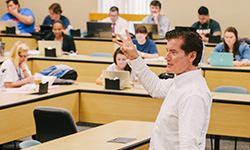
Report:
132,25,159,59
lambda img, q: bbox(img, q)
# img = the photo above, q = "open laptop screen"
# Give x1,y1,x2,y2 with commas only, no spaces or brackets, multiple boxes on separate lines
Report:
86,21,112,38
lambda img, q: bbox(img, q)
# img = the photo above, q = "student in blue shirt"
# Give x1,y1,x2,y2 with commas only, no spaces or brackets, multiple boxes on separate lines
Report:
42,3,70,34
132,25,159,59
212,26,250,66
0,0,35,33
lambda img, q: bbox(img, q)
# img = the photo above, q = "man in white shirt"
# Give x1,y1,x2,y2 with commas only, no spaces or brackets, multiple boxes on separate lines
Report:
113,29,212,149
101,6,128,38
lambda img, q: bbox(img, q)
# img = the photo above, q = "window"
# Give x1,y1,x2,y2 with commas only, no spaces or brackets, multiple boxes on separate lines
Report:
98,0,151,14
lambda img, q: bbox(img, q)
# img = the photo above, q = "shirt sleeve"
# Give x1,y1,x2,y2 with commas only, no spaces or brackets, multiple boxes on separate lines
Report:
128,56,171,99
211,21,221,33
158,16,170,38
22,8,35,19
240,43,250,65
178,94,208,149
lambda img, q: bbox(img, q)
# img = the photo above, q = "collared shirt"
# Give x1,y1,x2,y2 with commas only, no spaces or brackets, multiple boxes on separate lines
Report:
0,8,35,33
101,16,128,38
128,56,212,150
141,15,170,39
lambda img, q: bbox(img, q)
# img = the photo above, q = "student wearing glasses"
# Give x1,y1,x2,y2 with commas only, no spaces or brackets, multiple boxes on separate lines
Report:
0,41,34,88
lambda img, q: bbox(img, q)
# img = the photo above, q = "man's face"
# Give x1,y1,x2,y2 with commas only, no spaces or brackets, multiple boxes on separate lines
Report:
109,11,119,23
7,1,19,11
150,5,161,14
198,14,209,25
165,38,196,75
49,9,60,20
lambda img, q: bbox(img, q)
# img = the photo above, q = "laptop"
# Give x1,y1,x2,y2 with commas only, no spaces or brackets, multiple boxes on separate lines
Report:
102,70,130,89
0,21,17,32
85,21,112,38
175,26,196,32
209,52,234,67
38,41,62,57
134,23,160,39
209,35,221,43
40,25,52,34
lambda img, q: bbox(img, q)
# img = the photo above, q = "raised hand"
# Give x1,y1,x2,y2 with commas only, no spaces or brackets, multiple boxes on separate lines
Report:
113,30,139,60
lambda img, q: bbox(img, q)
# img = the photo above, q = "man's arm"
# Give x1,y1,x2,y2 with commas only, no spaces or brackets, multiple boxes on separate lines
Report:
9,8,34,25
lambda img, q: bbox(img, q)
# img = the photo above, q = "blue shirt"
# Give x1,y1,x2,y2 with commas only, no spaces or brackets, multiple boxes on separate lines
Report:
0,8,35,33
42,15,70,29
213,42,250,65
132,38,158,54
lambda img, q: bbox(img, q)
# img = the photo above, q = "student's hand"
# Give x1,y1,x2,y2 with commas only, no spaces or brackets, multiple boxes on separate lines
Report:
233,61,242,67
8,7,19,16
23,76,35,84
200,34,208,42
152,13,160,23
113,30,139,60
20,62,27,70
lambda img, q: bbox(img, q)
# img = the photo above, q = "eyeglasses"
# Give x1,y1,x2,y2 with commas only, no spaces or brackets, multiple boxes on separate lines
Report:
19,54,29,58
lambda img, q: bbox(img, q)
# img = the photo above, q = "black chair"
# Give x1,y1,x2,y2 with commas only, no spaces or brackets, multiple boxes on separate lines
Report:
158,72,174,80
33,106,78,143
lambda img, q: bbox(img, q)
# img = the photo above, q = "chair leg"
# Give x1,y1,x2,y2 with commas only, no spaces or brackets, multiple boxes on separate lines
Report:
210,135,213,150
214,135,220,150
234,137,237,150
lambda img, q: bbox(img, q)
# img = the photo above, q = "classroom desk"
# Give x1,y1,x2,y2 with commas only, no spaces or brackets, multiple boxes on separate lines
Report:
25,120,154,150
1,82,250,145
201,64,250,92
28,55,167,82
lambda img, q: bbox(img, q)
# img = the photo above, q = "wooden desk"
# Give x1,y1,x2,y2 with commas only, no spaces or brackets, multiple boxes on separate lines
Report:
25,120,154,150
201,64,250,92
28,55,166,82
1,82,250,145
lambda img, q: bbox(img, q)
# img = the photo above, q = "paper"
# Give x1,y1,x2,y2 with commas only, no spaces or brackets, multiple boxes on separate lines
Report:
107,137,136,143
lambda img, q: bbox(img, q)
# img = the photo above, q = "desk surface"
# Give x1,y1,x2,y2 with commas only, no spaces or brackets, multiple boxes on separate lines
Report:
25,120,154,150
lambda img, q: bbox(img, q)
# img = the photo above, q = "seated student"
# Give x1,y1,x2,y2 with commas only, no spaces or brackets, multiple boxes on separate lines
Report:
132,25,159,59
209,26,250,66
0,0,35,33
96,47,137,85
101,6,128,38
141,0,170,39
192,6,221,42
0,41,34,88
41,3,70,34
44,20,76,53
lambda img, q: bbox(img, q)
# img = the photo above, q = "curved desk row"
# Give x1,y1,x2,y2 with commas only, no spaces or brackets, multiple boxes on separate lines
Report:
1,82,250,146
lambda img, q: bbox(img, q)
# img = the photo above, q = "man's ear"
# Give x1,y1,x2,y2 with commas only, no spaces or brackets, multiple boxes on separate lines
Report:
189,51,197,63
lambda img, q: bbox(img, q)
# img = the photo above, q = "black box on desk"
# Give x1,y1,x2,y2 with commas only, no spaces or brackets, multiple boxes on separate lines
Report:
105,78,120,90
45,48,56,57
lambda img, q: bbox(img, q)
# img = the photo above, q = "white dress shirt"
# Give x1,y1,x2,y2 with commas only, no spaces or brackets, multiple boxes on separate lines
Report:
102,16,128,38
128,56,212,150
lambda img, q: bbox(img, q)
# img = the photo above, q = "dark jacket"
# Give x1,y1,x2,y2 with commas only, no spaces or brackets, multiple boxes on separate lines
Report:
45,32,76,52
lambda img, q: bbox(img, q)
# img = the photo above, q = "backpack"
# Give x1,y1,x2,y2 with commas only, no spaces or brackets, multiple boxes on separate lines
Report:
39,64,78,84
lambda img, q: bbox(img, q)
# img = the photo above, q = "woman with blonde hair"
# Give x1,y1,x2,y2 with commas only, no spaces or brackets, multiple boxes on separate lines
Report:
0,41,34,88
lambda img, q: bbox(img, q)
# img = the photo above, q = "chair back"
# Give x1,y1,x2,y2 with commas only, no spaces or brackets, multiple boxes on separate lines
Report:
90,52,113,58
34,106,78,143
19,140,41,149
213,86,248,94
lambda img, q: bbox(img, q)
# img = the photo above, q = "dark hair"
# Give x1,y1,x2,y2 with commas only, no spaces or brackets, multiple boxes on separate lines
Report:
198,6,209,16
135,25,147,34
53,20,64,28
223,26,240,57
49,3,63,14
150,0,161,9
6,0,19,5
165,29,203,66
198,6,209,15
113,47,131,72
110,6,119,13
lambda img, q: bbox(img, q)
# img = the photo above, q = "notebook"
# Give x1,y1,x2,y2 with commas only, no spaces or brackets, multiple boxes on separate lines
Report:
209,52,234,67
102,70,130,89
